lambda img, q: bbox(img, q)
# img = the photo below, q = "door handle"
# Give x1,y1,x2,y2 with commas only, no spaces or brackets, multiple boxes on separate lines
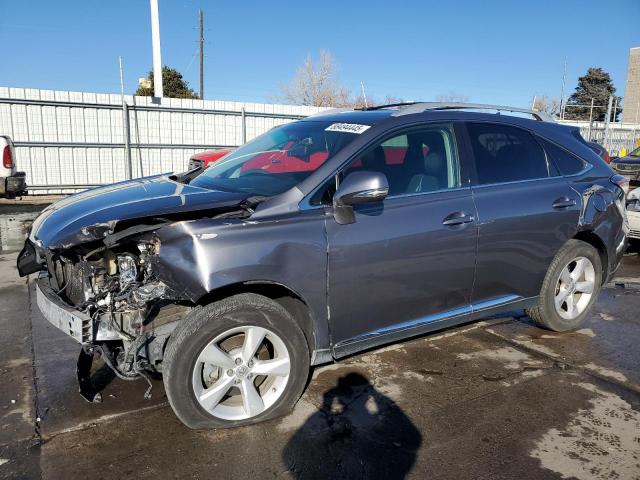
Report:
552,197,576,209
442,212,475,226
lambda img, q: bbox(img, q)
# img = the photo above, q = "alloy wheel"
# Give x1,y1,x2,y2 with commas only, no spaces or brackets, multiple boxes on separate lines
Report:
191,325,291,421
554,256,596,320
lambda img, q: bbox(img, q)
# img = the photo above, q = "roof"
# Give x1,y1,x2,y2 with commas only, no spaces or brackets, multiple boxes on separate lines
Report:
301,102,555,127
300,109,394,125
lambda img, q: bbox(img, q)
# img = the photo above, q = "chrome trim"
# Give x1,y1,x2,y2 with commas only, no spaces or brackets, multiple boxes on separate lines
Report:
351,305,472,342
333,294,536,358
390,102,554,122
344,294,522,344
299,185,471,211
470,170,591,190
471,295,521,311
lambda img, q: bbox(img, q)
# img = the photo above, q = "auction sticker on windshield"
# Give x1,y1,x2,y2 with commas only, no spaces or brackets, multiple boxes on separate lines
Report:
325,123,371,134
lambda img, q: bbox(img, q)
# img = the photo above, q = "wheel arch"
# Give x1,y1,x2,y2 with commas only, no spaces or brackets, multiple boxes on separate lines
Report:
194,280,321,362
572,230,608,285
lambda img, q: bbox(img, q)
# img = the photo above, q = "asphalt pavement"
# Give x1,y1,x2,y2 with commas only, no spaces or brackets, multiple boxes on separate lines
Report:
1,206,639,480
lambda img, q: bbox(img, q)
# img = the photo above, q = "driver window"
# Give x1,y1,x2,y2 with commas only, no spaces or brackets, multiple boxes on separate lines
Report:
309,124,460,205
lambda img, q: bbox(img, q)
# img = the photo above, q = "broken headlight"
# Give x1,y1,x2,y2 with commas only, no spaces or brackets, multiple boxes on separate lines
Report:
117,254,138,286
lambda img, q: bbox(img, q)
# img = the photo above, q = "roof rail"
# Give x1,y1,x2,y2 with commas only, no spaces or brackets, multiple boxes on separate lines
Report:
306,107,353,118
356,101,419,111
390,102,555,122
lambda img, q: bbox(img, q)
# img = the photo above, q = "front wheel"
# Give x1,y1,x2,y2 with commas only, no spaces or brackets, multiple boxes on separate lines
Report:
527,239,602,332
163,293,310,429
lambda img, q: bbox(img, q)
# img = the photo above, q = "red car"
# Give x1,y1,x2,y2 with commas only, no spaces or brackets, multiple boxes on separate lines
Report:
189,140,421,175
188,148,235,170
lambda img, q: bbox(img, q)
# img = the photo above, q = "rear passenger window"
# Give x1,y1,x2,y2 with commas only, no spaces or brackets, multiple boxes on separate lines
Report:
540,139,587,176
467,123,550,185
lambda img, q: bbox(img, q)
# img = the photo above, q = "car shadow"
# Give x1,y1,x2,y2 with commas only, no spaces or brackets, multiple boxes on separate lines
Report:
282,372,422,479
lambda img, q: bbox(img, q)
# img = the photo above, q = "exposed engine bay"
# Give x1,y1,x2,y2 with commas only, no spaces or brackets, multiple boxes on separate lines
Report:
38,230,190,401
19,183,264,403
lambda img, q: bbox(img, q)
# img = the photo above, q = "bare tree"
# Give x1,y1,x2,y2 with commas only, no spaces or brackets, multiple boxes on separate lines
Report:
280,51,351,107
382,95,407,105
533,95,561,116
434,92,470,103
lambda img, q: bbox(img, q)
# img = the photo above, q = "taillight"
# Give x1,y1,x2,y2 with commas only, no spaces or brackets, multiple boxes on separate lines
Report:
610,174,628,192
2,145,12,169
603,152,611,164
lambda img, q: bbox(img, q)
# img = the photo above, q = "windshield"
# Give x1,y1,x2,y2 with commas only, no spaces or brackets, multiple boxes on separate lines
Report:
190,120,365,196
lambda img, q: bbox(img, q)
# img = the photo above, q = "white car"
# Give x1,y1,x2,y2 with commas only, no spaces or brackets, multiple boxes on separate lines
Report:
627,187,640,247
0,135,26,197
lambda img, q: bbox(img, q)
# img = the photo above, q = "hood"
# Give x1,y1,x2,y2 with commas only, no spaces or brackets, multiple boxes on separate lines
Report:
613,156,640,165
31,175,248,249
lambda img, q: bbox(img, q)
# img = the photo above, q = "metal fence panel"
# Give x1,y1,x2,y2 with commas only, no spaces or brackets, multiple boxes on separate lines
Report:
0,86,326,193
557,120,640,156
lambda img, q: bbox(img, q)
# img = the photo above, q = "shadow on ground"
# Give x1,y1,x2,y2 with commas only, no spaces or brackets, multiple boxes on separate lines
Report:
283,372,421,479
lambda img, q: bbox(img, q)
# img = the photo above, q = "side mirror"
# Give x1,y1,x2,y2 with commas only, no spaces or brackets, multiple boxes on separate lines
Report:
333,171,389,225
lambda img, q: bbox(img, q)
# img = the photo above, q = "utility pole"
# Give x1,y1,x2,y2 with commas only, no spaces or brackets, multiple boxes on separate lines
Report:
360,81,368,108
199,9,204,100
559,58,567,120
149,0,163,98
118,57,133,179
587,97,594,141
603,95,613,149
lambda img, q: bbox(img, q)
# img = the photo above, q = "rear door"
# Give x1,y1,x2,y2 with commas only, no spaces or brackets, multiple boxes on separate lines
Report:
464,122,581,305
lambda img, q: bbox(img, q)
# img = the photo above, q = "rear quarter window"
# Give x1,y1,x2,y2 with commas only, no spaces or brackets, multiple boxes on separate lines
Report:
539,139,588,176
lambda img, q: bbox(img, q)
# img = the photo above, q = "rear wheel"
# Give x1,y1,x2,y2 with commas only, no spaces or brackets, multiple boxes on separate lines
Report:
163,293,310,429
527,239,602,332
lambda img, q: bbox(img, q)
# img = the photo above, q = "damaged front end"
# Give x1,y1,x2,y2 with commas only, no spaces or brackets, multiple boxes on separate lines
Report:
16,176,264,403
31,229,191,402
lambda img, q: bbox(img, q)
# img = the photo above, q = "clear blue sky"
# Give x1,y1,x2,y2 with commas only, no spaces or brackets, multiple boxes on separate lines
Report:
0,0,638,107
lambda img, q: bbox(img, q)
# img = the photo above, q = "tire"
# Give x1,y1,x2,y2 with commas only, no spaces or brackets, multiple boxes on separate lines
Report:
163,293,310,429
527,239,602,332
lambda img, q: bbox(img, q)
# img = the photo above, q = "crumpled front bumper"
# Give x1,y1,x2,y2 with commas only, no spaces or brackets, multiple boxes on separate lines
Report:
36,275,92,344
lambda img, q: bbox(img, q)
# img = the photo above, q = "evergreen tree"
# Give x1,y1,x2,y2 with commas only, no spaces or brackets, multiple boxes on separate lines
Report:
136,66,198,99
564,67,620,121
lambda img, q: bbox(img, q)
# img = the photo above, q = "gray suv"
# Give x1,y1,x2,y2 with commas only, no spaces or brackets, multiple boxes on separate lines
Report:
17,103,628,429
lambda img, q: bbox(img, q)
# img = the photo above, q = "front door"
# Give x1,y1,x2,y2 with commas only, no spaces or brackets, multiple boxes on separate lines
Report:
325,123,478,346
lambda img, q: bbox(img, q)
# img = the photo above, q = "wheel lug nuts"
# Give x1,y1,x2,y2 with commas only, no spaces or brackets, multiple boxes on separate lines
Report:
226,369,234,376
248,360,254,367
235,358,242,366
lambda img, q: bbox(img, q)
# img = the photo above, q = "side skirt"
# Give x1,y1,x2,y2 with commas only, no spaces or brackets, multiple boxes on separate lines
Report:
332,295,538,359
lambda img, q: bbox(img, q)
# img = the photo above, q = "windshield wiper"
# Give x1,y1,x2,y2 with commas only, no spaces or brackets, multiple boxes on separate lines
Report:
239,195,270,214
169,166,203,184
